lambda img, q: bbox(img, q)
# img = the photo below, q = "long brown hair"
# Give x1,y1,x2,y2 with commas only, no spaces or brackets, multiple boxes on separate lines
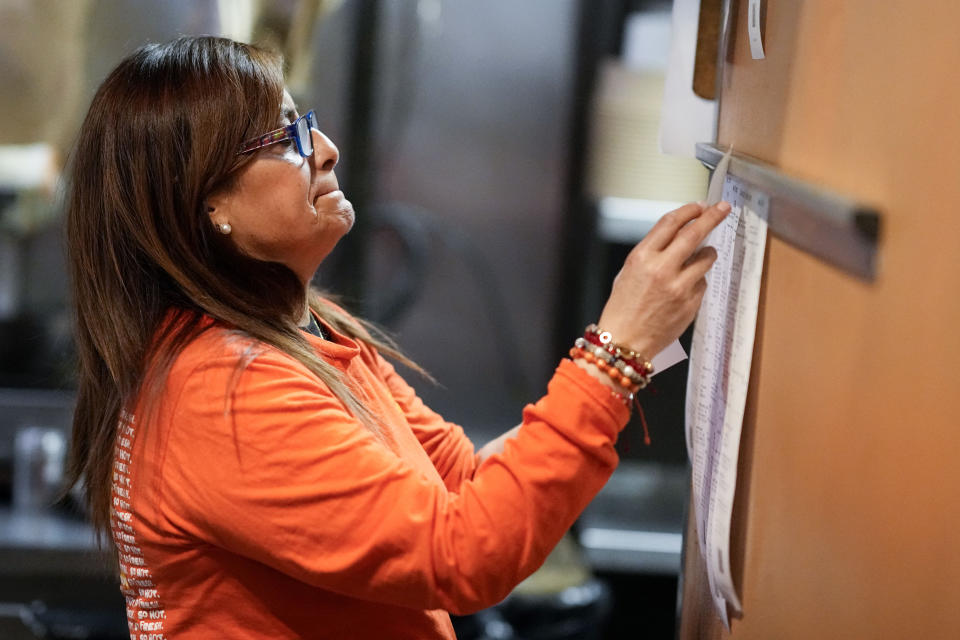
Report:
65,36,419,539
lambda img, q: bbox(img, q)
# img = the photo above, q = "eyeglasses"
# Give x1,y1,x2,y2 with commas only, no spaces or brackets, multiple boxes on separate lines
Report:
237,110,318,157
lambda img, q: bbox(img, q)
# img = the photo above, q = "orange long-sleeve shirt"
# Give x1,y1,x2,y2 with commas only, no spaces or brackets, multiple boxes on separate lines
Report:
111,311,630,639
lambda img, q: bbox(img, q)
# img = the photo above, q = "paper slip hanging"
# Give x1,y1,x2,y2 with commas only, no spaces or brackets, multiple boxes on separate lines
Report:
686,171,768,628
748,0,766,59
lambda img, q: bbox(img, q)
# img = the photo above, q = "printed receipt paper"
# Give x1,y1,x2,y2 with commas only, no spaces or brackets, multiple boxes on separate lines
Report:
686,149,768,628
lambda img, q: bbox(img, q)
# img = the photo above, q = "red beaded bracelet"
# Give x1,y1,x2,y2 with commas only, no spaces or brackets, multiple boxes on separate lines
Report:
583,324,654,378
609,388,633,406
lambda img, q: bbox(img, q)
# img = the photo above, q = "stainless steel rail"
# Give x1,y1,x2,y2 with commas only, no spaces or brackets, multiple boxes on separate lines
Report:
695,142,881,281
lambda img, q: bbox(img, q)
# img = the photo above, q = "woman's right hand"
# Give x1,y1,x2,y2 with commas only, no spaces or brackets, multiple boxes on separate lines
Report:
594,201,732,361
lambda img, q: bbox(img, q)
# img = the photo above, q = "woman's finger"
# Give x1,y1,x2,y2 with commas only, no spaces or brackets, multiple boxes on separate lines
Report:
663,201,731,262
679,245,719,287
641,203,707,251
691,275,708,299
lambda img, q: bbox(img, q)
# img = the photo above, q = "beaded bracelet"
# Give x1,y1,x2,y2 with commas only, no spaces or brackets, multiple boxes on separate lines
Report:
567,345,652,445
570,348,643,394
569,345,642,392
583,324,655,382
608,388,634,407
578,330,654,389
569,324,654,445
571,324,654,388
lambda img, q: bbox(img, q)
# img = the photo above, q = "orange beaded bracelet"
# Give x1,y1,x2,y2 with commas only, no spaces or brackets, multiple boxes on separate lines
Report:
568,346,641,393
573,338,652,389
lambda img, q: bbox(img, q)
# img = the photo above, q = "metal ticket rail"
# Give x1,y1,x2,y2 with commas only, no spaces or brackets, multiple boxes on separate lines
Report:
695,142,882,281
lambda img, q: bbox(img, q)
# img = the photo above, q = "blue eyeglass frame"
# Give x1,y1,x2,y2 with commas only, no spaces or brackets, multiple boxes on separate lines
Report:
237,110,318,157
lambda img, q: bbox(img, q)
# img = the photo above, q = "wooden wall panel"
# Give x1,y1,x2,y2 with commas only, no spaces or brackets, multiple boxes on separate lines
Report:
680,1,960,638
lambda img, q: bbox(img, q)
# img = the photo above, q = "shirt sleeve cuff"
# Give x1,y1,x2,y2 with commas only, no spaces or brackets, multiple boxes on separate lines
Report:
548,358,633,438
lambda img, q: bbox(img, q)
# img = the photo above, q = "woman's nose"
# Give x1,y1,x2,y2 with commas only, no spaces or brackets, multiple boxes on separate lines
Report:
310,128,339,173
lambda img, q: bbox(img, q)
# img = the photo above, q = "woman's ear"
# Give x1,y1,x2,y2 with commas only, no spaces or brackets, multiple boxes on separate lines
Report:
205,194,220,217
205,190,227,221
205,194,232,235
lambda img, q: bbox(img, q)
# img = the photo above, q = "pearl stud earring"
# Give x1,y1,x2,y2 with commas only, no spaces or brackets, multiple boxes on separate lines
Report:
218,222,232,235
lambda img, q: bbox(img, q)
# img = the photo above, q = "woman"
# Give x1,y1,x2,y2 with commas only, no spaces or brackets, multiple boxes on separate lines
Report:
65,36,728,639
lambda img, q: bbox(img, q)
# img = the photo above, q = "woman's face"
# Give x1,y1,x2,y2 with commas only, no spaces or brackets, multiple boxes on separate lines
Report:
208,91,354,285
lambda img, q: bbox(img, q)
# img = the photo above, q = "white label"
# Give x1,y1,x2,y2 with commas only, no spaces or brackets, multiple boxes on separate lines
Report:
748,0,766,60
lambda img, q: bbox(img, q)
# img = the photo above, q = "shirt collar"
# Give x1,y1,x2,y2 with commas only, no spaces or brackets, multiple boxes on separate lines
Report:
300,311,361,361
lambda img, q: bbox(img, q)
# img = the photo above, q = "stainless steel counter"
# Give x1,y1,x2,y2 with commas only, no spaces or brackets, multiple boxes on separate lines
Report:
0,508,110,578
577,462,687,575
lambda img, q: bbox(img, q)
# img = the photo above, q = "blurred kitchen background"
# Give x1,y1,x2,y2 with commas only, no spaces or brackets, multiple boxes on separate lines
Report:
0,0,712,638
